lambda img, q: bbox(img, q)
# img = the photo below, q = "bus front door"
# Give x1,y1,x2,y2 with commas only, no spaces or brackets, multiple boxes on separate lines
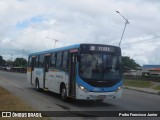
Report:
43,55,50,89
69,52,77,98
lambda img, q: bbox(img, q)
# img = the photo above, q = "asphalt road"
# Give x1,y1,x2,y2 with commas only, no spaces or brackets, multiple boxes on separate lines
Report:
0,71,160,120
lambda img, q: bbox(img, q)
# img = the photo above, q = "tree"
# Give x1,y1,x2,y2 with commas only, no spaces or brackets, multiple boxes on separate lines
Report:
13,58,27,67
0,55,6,66
6,60,14,67
0,56,2,65
122,56,140,73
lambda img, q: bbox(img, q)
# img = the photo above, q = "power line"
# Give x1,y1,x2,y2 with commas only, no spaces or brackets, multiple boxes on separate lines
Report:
121,36,160,47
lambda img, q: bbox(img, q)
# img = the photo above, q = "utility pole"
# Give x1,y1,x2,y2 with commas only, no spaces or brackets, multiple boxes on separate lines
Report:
21,49,24,67
10,54,13,67
20,49,24,72
116,11,129,47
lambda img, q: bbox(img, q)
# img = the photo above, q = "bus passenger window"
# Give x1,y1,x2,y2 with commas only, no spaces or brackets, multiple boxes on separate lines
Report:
56,52,62,67
51,53,57,67
62,51,68,69
39,55,44,67
35,56,39,67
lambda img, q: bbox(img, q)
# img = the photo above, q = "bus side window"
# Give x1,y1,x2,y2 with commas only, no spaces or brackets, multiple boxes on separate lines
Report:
39,54,44,67
51,53,57,67
45,55,50,72
35,56,39,67
56,52,62,67
62,51,68,70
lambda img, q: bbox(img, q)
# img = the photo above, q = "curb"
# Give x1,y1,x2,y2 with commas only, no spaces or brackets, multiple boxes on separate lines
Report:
123,86,160,96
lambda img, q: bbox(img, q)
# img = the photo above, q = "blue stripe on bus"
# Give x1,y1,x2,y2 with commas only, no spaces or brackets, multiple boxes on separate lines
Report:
29,44,80,56
76,76,122,92
76,63,122,92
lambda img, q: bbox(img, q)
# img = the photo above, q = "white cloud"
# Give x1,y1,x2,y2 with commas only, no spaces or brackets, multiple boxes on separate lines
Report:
0,0,160,65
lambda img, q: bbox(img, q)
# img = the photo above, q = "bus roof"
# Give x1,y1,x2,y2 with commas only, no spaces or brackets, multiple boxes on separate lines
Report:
29,43,120,56
29,44,80,56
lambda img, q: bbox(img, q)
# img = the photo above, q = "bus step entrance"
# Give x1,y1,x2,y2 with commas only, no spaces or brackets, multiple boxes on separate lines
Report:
43,88,48,91
68,95,75,99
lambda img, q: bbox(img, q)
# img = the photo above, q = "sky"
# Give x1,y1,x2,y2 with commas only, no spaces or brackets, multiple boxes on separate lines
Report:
0,0,160,66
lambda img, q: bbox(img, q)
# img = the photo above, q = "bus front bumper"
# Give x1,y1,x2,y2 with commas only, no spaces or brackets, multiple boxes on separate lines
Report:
76,86,122,100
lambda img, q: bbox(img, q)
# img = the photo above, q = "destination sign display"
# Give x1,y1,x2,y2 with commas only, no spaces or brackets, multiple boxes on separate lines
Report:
80,44,117,53
90,46,113,52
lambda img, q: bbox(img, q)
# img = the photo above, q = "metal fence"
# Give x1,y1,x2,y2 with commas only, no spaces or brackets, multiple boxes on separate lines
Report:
0,66,27,73
123,75,160,82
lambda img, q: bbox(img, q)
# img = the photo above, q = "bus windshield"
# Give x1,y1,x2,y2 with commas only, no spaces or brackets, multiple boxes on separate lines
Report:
79,53,121,80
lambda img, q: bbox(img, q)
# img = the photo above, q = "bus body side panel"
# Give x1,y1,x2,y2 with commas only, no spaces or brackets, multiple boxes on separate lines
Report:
47,69,60,94
33,68,44,88
46,69,69,94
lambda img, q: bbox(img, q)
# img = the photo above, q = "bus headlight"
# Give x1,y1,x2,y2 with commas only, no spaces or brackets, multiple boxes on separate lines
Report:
116,86,122,92
79,85,89,93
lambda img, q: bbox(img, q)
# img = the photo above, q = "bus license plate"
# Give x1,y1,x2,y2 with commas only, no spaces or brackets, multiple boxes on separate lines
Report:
98,95,106,99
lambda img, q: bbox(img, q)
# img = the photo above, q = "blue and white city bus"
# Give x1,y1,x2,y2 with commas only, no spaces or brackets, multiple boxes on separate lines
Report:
27,43,122,101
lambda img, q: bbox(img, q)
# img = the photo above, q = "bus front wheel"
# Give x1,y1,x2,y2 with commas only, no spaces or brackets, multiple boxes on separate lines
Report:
60,86,67,101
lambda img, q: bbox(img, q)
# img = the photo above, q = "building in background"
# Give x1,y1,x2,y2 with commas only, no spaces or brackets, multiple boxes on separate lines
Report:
149,68,160,76
123,65,160,77
142,65,160,77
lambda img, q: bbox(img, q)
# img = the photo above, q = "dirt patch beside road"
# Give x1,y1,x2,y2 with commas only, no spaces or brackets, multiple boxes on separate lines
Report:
0,86,32,111
0,86,49,120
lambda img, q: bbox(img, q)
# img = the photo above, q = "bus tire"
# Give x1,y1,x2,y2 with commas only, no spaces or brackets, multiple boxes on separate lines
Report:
60,85,67,101
35,80,40,92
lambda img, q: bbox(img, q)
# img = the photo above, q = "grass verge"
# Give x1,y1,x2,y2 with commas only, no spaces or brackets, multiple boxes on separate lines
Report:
0,86,49,120
123,79,153,88
153,85,160,90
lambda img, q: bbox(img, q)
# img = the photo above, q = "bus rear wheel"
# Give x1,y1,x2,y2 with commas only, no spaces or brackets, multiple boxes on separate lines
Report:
60,86,67,101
